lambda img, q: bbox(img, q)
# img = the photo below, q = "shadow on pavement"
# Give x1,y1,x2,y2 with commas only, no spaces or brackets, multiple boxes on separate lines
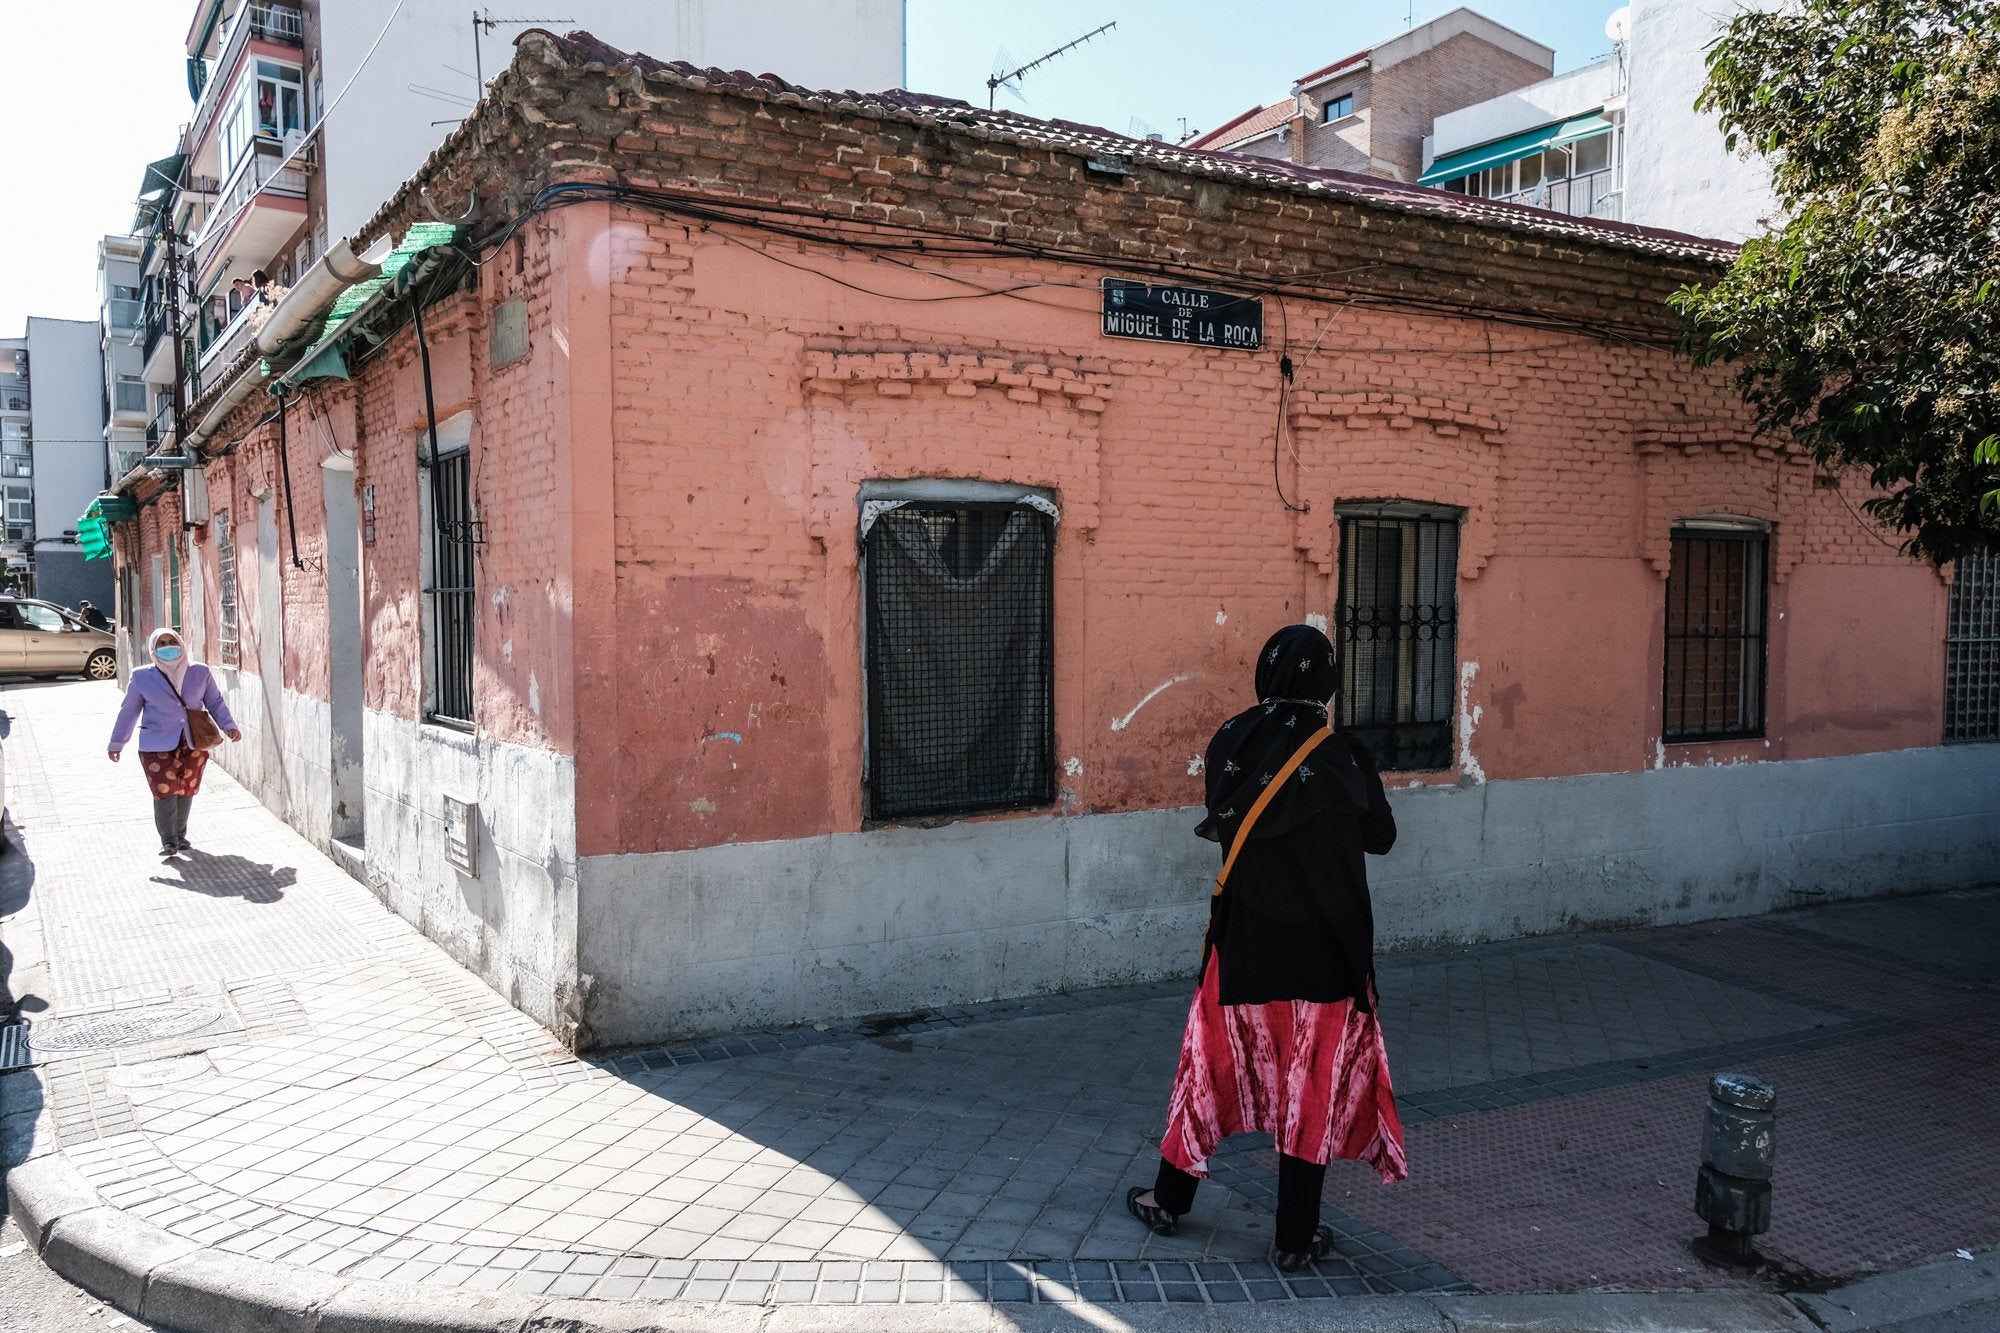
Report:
148,849,297,904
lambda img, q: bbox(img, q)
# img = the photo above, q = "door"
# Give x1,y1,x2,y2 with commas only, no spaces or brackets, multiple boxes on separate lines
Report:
0,602,23,671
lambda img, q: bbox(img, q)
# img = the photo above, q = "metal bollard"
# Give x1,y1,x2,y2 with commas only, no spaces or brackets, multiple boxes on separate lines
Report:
1695,1072,1776,1264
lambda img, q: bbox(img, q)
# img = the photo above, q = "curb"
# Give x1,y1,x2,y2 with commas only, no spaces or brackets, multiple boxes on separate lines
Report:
7,1153,1830,1333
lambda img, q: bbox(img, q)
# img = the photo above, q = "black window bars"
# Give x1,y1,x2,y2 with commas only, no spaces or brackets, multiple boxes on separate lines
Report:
1945,549,2000,743
1663,527,1768,742
1336,508,1461,771
863,502,1055,821
426,450,476,727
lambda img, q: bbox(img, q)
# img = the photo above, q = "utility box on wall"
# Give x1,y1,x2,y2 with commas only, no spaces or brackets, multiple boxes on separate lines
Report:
442,791,478,877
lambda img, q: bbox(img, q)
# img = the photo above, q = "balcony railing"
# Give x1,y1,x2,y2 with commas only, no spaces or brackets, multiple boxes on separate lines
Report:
1491,166,1622,221
189,139,310,279
197,301,261,374
106,298,144,335
187,1,305,159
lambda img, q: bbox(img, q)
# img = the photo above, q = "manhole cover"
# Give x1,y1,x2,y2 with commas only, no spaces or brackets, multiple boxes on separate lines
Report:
109,1054,216,1089
29,1005,222,1052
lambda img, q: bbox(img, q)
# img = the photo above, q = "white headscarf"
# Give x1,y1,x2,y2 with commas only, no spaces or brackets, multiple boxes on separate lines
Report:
147,627,191,692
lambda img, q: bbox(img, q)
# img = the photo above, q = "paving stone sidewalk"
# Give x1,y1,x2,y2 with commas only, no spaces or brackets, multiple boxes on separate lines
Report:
2,678,1996,1331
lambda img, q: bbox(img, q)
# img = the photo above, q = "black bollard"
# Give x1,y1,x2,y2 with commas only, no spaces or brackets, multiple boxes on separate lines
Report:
1694,1072,1776,1265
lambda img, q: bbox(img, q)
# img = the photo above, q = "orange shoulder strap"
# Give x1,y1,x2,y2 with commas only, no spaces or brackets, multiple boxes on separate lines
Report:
1211,725,1332,899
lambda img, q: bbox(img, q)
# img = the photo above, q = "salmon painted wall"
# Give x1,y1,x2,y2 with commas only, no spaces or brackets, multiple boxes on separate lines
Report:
572,208,1944,859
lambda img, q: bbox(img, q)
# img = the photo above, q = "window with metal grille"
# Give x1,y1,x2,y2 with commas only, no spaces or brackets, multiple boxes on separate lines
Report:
425,448,476,727
1336,505,1461,771
863,500,1054,820
1664,525,1768,741
1946,550,2000,743
215,508,239,667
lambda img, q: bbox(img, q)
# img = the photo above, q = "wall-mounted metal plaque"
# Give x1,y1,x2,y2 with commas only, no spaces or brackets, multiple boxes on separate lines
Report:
1101,278,1263,350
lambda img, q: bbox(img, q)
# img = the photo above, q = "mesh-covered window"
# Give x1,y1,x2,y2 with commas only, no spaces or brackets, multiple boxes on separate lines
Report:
864,502,1054,820
1664,527,1767,741
215,509,239,668
1336,507,1461,771
1946,550,2000,742
426,450,476,727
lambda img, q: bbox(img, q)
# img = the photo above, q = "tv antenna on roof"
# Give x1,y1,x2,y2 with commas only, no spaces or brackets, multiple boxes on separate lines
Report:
1605,6,1632,88
987,22,1116,110
471,9,574,88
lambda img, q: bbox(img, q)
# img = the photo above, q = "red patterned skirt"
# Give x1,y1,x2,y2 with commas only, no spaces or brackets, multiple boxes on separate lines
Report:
139,743,209,798
1160,954,1407,1184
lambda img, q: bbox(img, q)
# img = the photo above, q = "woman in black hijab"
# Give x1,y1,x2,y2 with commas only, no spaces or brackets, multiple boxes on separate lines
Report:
1127,624,1407,1269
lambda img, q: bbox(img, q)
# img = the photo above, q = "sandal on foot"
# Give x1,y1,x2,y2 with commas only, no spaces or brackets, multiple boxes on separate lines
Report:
1274,1222,1336,1272
1126,1186,1180,1236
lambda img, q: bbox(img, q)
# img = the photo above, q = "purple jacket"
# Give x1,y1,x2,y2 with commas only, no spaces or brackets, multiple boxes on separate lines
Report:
110,664,238,753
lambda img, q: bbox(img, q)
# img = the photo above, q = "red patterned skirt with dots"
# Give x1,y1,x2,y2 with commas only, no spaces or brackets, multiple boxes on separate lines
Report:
139,743,209,798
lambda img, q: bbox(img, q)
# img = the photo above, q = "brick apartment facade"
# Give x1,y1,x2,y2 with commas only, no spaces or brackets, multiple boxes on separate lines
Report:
107,30,2000,1048
1195,7,1552,182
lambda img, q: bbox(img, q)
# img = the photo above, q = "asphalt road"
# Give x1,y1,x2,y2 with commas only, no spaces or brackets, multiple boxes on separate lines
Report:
0,1206,161,1331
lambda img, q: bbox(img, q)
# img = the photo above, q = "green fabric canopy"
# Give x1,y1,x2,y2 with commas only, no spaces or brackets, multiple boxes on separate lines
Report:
1420,113,1613,186
78,500,114,560
264,221,460,388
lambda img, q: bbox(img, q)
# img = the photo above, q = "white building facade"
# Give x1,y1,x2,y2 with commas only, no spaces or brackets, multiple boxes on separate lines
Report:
1421,2,1782,241
14,318,114,609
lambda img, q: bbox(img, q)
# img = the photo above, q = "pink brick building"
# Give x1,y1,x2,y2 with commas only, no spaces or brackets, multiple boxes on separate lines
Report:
105,32,2000,1047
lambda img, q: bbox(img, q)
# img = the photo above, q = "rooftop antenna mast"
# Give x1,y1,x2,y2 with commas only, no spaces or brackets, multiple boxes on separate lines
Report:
987,22,1116,110
472,9,573,89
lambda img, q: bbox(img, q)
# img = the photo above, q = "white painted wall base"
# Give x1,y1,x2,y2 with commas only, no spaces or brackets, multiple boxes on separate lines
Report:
577,743,2000,1045
357,709,580,1040
209,678,579,1042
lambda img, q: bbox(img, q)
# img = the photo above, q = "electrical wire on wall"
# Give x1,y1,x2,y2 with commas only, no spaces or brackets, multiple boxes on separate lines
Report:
467,180,1686,351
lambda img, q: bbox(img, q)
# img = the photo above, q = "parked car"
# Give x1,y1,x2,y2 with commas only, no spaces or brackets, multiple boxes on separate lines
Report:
0,597,118,680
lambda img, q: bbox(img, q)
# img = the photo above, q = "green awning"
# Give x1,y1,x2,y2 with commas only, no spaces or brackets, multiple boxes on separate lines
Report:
264,221,460,388
78,506,111,561
139,153,186,200
1420,113,1613,186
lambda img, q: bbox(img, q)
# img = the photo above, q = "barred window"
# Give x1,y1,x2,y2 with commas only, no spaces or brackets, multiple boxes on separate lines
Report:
863,499,1055,821
1946,550,2000,743
1664,524,1768,741
1336,505,1461,771
215,508,239,668
424,442,476,727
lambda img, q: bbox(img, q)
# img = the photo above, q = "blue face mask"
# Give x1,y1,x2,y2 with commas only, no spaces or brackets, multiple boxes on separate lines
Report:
155,646,184,663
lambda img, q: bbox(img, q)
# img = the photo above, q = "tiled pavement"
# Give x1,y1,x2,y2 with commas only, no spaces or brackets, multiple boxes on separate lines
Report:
2,679,1997,1313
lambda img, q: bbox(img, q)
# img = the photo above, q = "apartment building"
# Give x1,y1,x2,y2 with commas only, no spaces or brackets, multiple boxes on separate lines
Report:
1190,8,1552,183
124,0,906,464
0,320,113,606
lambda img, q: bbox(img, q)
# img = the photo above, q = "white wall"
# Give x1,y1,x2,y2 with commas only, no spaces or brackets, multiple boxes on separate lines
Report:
1431,58,1623,158
1623,0,1781,241
577,744,2000,1045
320,0,907,246
24,317,112,607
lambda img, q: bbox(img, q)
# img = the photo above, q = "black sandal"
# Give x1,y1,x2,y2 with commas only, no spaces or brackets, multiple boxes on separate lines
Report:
1274,1222,1335,1272
1126,1186,1180,1236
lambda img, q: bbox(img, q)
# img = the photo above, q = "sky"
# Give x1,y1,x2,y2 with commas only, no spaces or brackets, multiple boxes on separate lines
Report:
0,0,1623,337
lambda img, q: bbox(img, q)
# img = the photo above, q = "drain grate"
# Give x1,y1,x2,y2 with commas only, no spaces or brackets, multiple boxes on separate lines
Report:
29,1005,222,1053
0,1022,27,1071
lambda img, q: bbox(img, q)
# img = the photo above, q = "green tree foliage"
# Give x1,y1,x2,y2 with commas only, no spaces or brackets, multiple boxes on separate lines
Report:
1671,0,2000,563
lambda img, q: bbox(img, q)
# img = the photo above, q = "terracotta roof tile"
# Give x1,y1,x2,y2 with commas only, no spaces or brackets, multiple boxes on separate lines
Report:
1187,101,1293,150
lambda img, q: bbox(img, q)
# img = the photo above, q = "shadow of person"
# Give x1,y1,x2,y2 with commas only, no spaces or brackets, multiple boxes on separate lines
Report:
149,849,297,904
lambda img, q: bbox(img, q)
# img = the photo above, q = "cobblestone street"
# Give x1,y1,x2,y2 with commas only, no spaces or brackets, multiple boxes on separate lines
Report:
3,678,1997,1324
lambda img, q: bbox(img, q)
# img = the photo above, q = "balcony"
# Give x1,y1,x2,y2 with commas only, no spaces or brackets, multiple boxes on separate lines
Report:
189,138,309,285
197,297,264,375
187,2,304,164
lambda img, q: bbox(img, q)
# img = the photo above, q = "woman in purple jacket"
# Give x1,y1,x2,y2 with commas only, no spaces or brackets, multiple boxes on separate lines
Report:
107,628,242,856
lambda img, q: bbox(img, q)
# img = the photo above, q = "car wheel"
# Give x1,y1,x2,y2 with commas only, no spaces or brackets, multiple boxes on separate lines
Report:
85,649,118,681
